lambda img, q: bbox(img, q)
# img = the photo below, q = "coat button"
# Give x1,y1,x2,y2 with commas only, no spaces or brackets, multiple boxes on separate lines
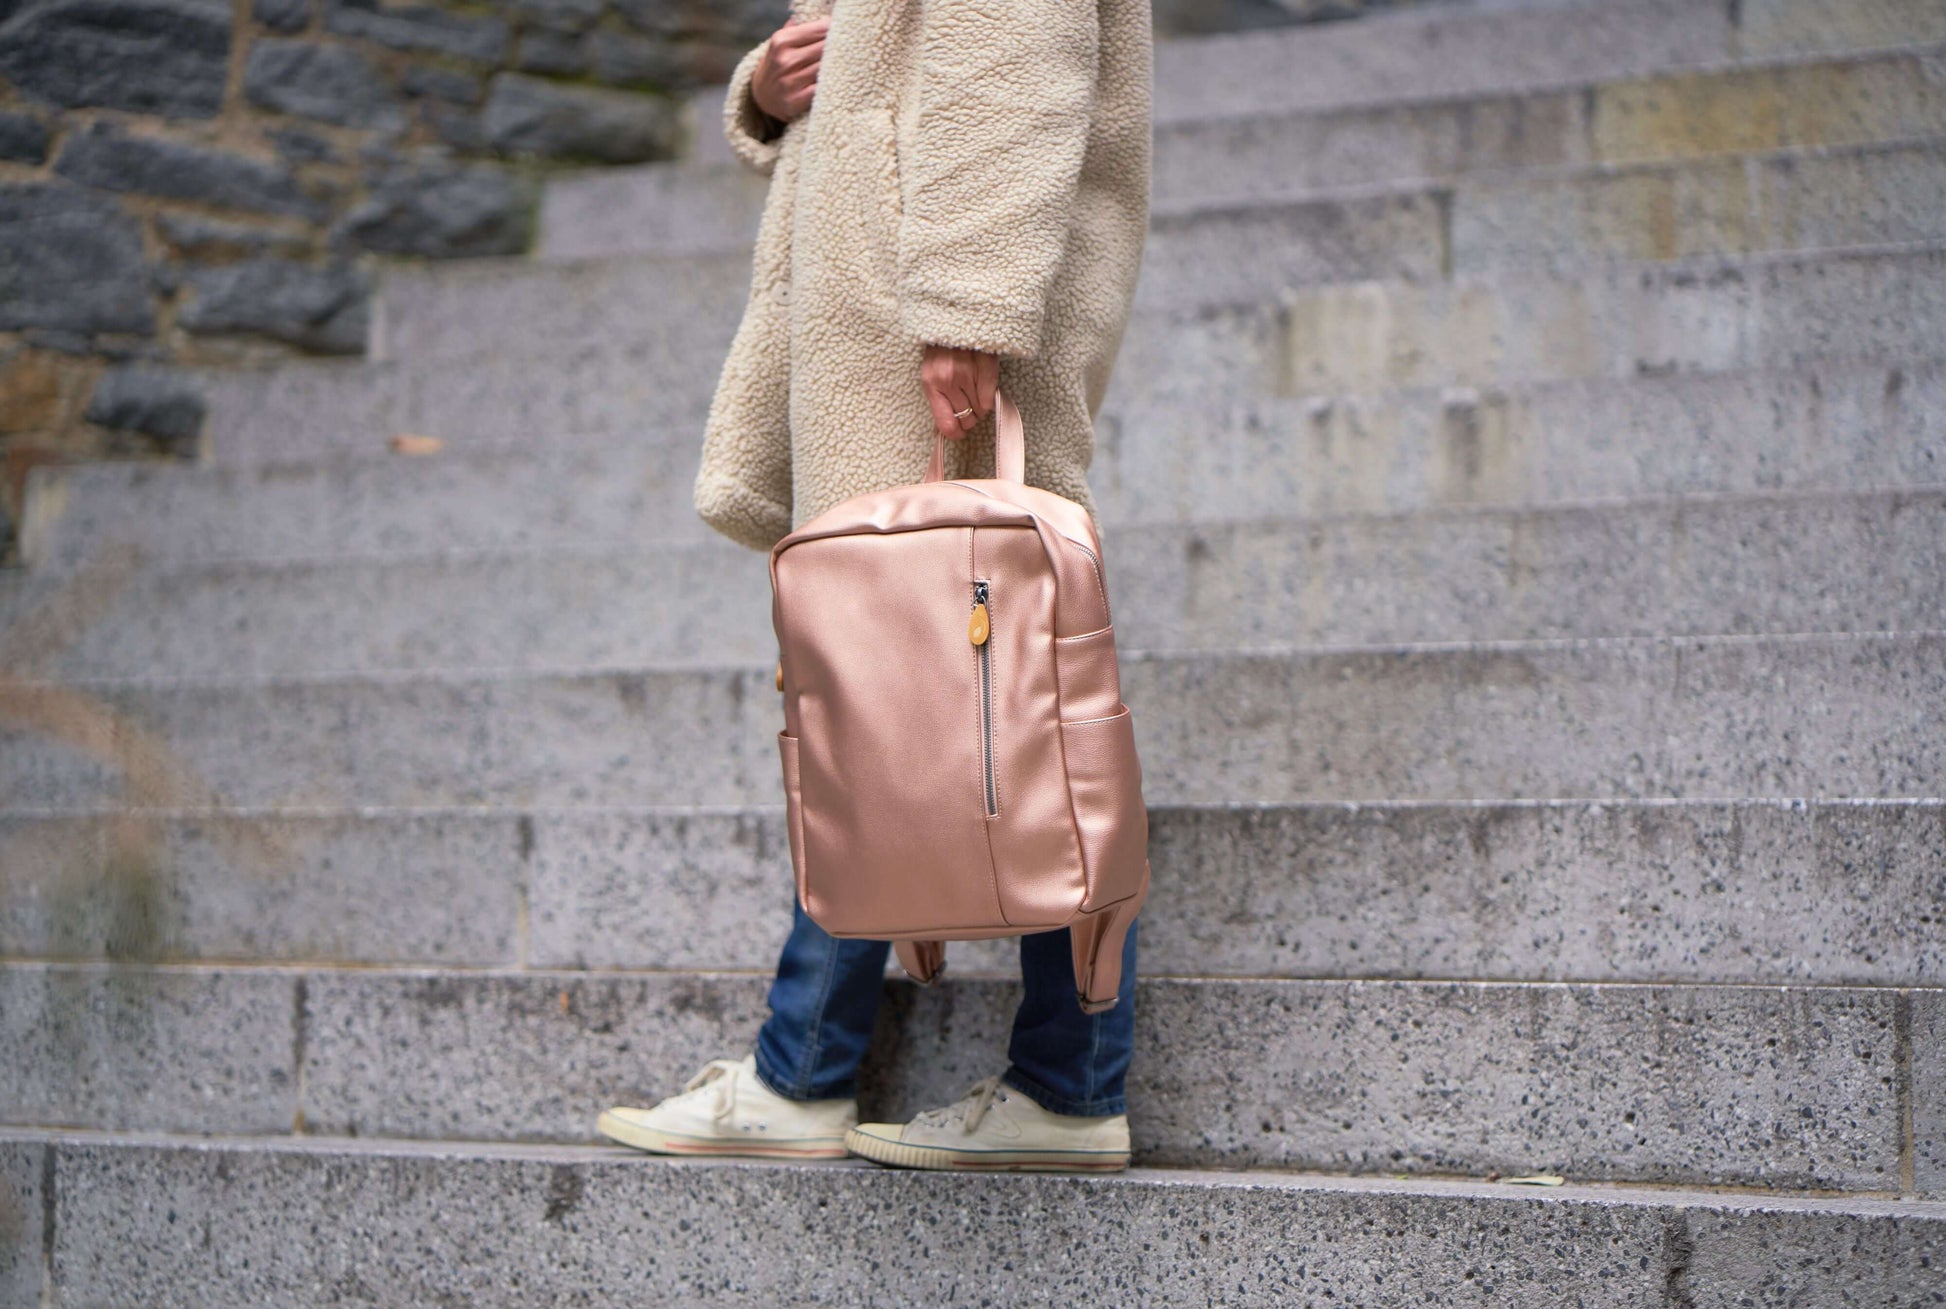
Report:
772,283,791,304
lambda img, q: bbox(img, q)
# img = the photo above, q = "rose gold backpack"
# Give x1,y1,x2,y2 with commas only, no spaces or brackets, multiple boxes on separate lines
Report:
769,391,1148,1012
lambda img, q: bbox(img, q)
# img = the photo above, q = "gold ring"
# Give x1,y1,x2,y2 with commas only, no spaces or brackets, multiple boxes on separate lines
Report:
953,407,975,420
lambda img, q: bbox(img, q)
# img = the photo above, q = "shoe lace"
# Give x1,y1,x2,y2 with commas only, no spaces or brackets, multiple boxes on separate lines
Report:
911,1075,1005,1136
680,1058,746,1124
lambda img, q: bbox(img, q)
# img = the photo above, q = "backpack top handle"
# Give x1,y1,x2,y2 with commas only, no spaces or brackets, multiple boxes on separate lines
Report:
923,387,1026,485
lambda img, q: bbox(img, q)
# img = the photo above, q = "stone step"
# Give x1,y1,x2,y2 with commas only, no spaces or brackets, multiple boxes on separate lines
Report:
405,145,1946,366
8,1133,1941,1309
7,488,1942,678
2,633,1938,810
1149,0,1946,125
545,52,1946,261
5,799,1937,988
3,963,1935,1193
186,244,1946,469
29,358,1939,568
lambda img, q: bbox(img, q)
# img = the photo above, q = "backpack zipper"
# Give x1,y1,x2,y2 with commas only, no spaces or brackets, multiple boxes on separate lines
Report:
971,580,997,816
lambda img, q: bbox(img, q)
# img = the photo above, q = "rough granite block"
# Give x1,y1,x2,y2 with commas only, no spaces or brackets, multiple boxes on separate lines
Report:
33,1135,1946,1308
298,970,777,1142
0,810,524,966
0,965,295,1134
1916,989,1945,1196
0,1139,44,1309
4,634,1941,809
292,968,1904,1188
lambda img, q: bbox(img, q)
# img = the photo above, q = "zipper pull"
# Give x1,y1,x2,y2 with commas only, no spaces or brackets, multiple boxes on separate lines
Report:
969,581,990,646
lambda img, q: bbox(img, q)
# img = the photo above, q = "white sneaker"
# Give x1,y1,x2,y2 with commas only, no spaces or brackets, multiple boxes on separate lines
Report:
845,1075,1131,1172
596,1054,856,1160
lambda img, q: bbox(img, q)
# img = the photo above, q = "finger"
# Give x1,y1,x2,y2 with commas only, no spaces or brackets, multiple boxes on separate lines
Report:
778,46,823,78
777,19,830,48
949,381,979,432
924,381,962,441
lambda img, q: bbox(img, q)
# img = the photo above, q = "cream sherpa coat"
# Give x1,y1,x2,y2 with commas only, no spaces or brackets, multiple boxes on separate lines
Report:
691,0,1154,551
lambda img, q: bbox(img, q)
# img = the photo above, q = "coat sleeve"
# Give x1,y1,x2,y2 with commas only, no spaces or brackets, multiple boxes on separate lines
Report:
896,0,1101,358
723,40,786,176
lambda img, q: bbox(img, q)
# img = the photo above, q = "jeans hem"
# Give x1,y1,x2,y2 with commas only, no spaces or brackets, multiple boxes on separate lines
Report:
753,1047,853,1104
1001,1066,1126,1119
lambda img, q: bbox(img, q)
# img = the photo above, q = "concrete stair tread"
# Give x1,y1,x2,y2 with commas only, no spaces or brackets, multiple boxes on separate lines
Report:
5,484,1942,676
4,963,1939,1193
367,239,1946,375
12,1124,1941,1208
167,244,1946,477
5,798,1939,986
3,630,1940,808
28,356,1934,563
9,1127,1942,1307
546,59,1946,261
1146,0,1946,124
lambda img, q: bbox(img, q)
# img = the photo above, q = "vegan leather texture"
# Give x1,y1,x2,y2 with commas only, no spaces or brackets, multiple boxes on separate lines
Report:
770,389,1148,1013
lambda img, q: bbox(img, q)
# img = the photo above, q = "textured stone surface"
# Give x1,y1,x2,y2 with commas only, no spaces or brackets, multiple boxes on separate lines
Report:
0,809,523,966
242,38,401,127
30,1133,1944,1309
1454,140,1946,271
82,367,205,447
0,185,152,335
179,259,370,354
1138,187,1451,310
1125,978,1904,1187
54,123,322,220
1134,799,1946,987
153,213,309,259
1917,989,1944,1195
1151,0,1734,123
537,159,765,260
371,243,746,363
0,0,231,118
1120,633,1946,805
322,0,505,62
1278,244,1946,393
554,46,1946,263
285,967,1909,1186
299,970,773,1142
479,72,684,163
6,487,1939,678
135,353,1937,529
0,108,50,163
362,241,1946,381
4,634,1940,810
339,164,534,258
513,26,588,76
0,965,294,1134
4,799,1937,988
1737,0,1946,56
17,432,705,569
251,0,308,31
0,1140,43,1309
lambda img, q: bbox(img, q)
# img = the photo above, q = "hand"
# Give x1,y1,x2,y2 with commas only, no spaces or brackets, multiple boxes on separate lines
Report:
922,345,1000,440
752,17,828,124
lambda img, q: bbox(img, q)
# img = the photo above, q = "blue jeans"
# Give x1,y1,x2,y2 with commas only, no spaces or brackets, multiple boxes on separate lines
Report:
752,900,1139,1117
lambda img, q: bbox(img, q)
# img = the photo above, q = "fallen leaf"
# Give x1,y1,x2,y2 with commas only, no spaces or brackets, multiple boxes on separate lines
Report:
389,433,444,456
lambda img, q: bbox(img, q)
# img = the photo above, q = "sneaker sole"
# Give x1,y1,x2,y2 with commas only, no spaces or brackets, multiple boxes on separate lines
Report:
845,1126,1130,1173
596,1110,849,1160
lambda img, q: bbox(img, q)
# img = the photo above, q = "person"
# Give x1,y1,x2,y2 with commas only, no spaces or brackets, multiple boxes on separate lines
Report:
597,0,1153,1172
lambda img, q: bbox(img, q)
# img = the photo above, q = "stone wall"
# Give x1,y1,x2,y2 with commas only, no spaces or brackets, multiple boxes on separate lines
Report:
0,0,790,553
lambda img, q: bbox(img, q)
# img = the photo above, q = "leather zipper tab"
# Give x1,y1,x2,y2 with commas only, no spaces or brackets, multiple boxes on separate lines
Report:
969,601,990,646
